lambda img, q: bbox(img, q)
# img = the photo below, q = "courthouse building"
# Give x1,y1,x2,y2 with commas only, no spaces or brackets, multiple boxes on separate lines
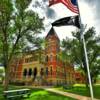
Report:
10,28,75,86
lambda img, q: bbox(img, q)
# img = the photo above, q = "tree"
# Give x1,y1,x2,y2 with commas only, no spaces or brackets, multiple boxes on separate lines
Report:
62,27,100,86
0,67,4,83
0,0,44,90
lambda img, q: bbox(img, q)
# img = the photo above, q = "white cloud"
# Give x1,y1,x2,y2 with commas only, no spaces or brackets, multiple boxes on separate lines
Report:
78,1,95,28
54,26,77,40
29,0,99,40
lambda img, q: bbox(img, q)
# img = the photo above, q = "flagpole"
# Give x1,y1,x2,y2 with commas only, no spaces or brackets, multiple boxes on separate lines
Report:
77,1,94,100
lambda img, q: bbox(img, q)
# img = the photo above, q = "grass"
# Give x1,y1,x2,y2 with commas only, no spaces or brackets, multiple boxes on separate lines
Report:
25,89,76,100
1,84,100,99
56,84,100,99
0,84,28,100
0,84,76,100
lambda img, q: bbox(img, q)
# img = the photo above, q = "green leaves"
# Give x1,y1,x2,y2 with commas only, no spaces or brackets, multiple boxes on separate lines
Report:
62,27,100,83
15,0,31,12
0,0,44,90
0,0,44,64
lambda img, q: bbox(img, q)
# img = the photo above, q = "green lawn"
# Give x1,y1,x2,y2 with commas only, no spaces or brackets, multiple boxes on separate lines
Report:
0,84,75,100
56,84,100,99
25,89,76,100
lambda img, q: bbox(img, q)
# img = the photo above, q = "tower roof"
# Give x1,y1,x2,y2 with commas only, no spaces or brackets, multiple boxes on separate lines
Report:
45,27,60,41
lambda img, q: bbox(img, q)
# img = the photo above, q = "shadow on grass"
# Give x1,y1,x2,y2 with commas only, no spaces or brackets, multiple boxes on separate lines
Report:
0,84,76,100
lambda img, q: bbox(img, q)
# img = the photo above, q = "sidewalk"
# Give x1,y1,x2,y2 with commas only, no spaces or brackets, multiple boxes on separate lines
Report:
45,88,99,100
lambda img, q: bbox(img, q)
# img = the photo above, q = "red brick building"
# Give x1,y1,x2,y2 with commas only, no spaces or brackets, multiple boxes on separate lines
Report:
75,71,86,83
10,27,75,86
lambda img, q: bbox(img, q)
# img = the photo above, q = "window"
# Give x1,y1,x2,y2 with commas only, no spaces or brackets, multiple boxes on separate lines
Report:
32,67,37,81
33,67,37,77
28,68,32,76
45,55,48,62
25,57,36,63
50,46,54,51
40,68,44,76
46,67,48,76
23,69,27,77
50,67,52,75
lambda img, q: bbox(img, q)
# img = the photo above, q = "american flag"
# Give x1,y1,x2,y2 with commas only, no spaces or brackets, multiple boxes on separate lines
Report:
49,0,79,14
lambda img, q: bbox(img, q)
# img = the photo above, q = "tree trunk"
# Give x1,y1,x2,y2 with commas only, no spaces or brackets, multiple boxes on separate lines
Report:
82,58,89,88
4,66,10,91
85,74,89,88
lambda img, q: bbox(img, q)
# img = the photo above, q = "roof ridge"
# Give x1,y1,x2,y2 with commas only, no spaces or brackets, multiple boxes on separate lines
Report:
45,27,60,41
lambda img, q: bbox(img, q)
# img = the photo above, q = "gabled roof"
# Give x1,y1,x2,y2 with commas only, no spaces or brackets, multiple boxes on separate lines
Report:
45,27,60,41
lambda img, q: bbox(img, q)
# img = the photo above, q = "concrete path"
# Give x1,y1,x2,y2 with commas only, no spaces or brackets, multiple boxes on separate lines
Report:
45,88,99,100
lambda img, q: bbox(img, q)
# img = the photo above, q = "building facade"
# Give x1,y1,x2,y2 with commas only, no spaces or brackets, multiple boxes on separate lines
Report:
75,71,86,84
10,28,75,86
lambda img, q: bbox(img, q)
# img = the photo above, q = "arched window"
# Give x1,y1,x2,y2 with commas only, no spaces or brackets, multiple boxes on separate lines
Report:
28,68,32,76
46,67,48,76
33,67,37,77
23,69,27,77
40,68,44,76
33,67,37,81
50,67,52,75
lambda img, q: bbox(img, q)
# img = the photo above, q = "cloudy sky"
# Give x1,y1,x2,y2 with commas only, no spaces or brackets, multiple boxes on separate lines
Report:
28,0,100,40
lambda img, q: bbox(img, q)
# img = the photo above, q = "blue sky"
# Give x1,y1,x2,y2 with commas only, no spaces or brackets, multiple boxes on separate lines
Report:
28,0,100,40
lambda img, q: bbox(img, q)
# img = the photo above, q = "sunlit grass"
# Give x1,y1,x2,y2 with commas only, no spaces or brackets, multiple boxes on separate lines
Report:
73,84,86,87
55,84,100,99
25,89,76,100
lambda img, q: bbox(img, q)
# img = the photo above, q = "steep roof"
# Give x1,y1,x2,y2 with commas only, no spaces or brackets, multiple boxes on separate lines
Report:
45,27,60,41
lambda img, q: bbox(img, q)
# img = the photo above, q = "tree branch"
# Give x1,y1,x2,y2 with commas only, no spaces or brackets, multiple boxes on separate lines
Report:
8,27,30,62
